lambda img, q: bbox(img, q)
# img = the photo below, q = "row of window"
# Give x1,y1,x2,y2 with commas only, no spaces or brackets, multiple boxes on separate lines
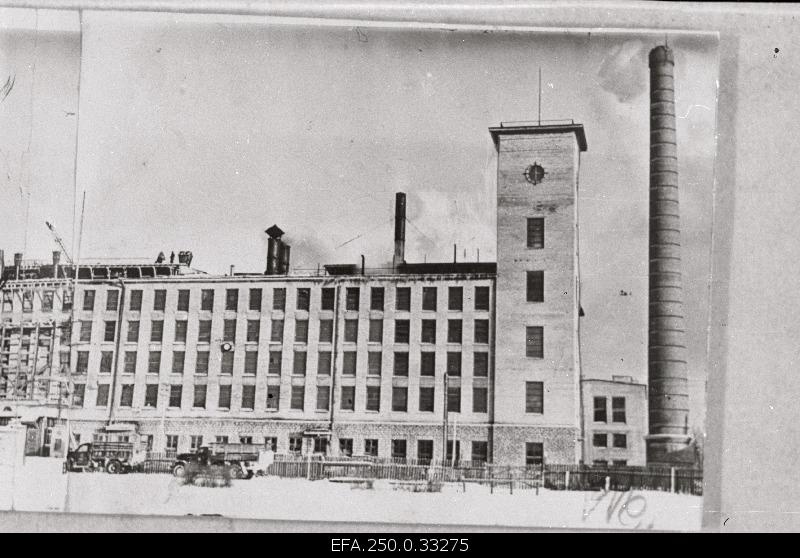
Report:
68,317,492,346
70,382,502,414
6,285,493,315
71,348,491,378
593,396,627,424
592,433,628,449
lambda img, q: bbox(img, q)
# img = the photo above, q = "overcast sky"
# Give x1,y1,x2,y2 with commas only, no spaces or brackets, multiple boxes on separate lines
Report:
0,10,718,431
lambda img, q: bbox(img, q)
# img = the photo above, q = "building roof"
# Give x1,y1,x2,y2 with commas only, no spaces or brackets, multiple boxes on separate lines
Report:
489,121,588,152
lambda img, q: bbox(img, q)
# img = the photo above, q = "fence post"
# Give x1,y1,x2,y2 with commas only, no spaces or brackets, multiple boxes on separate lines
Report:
670,467,676,493
565,470,570,490
604,476,610,492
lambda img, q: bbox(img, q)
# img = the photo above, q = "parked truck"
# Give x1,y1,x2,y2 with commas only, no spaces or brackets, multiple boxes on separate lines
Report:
65,424,147,474
171,443,273,479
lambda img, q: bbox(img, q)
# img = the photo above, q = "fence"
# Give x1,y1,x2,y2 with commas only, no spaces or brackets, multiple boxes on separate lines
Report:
544,464,703,496
140,451,176,474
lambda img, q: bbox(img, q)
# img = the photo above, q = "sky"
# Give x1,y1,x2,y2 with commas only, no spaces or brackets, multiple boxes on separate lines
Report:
0,10,718,431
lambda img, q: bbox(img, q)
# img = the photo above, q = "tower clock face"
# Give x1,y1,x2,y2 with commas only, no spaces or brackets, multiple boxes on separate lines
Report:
524,163,545,185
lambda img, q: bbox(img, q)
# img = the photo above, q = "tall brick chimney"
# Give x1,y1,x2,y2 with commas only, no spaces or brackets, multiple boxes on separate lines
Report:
393,192,406,269
646,44,692,465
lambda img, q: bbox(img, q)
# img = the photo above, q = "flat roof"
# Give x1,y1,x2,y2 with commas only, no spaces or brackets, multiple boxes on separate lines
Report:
489,122,587,152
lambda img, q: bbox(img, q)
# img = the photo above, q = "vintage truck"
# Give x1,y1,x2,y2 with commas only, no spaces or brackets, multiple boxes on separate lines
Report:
171,443,273,479
65,424,147,474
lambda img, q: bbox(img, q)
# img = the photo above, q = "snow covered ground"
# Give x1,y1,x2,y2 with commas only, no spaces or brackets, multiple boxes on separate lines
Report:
4,458,702,530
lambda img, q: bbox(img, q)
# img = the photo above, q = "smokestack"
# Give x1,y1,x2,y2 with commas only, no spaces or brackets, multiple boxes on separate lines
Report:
265,225,285,275
14,252,22,280
53,251,61,278
646,44,691,465
393,192,406,268
280,244,291,274
0,250,5,280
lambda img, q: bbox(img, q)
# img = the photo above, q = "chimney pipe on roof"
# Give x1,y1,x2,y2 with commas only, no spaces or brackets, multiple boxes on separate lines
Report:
0,250,5,280
279,244,291,274
393,192,406,269
13,252,22,280
53,251,61,279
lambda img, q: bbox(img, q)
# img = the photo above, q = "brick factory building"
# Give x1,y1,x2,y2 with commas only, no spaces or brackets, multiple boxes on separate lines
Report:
0,120,646,466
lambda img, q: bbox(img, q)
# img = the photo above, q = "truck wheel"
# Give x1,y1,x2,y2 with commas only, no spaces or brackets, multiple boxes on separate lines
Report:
172,463,186,477
228,464,243,479
106,460,122,474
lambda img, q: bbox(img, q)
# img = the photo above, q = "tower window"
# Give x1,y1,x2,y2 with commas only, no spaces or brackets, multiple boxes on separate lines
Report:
527,218,545,249
525,381,544,414
525,326,544,358
527,271,544,302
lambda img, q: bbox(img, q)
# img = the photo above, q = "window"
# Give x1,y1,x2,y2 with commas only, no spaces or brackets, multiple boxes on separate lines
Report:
2,291,13,313
127,321,140,343
268,351,282,375
83,290,95,311
473,387,488,413
153,290,167,311
525,381,544,414
244,351,258,375
240,436,253,446
165,435,179,452
124,351,137,374
391,439,407,460
169,385,183,408
241,385,256,410
248,288,262,311
42,292,55,312
395,287,411,311
527,271,544,302
129,290,143,311
76,351,89,374
367,352,382,376
394,320,410,343
272,288,286,311
216,436,229,445
313,438,328,455
264,437,277,452
106,290,120,311
321,288,335,311
419,386,435,413
177,289,190,311
339,438,353,457
366,385,381,411
104,321,117,342
418,440,434,464
22,290,33,313
319,319,333,343
613,434,628,449
392,386,408,412
296,288,310,311
527,217,545,249
593,433,608,448
448,287,463,311
293,351,307,376
593,397,607,422
223,319,237,343
612,460,628,467
525,442,544,466
317,351,332,376
71,383,85,407
148,351,161,374
447,320,462,344
79,321,92,343
370,287,384,311
174,320,188,343
120,385,134,407
195,351,209,375
150,320,164,342
474,320,489,344
266,385,280,410
447,386,461,413
99,351,113,374
368,319,383,343
190,436,203,451
420,352,436,376
316,386,330,411
341,386,355,411
446,352,461,376
344,319,358,343
218,385,232,409
193,385,207,408
220,352,234,375
198,320,212,343
144,384,158,407
422,287,437,311
271,319,284,342
472,441,489,464
421,320,436,344
446,440,461,465
474,286,490,311
473,352,489,377
201,289,214,311
172,351,185,375
393,352,409,376
225,289,239,311
289,436,303,454
345,287,360,311
612,397,627,423
246,320,260,342
62,290,73,311
290,385,305,410
343,352,357,375
364,439,379,457
526,326,544,358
